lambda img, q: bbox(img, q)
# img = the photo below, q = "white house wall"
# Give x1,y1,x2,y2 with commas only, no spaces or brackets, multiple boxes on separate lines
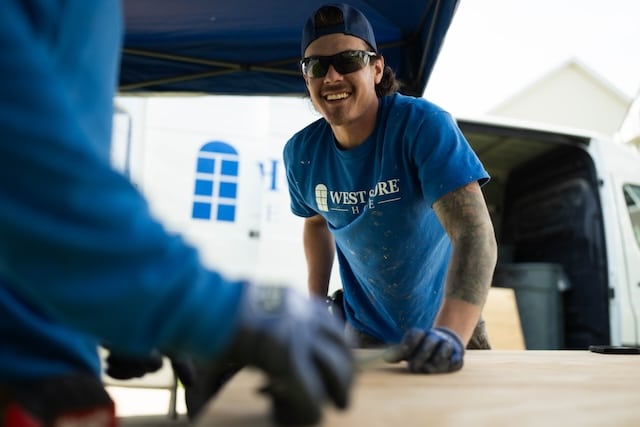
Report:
617,92,640,149
490,61,630,136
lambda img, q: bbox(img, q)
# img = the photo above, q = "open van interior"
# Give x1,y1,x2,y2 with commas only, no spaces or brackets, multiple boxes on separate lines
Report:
460,119,610,349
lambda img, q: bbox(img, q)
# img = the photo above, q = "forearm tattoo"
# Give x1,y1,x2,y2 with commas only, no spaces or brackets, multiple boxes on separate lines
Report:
434,183,497,306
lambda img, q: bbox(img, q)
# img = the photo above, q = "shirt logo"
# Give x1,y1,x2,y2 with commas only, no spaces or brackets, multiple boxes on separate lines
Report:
315,184,329,212
315,179,401,214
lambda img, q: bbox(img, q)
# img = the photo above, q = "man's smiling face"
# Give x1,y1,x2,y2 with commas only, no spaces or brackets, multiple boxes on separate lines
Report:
303,33,383,129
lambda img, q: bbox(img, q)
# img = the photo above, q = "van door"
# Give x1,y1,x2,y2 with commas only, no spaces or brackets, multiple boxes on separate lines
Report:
616,183,640,345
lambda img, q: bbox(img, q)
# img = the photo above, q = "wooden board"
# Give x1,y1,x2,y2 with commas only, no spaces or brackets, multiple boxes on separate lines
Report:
482,287,525,349
194,350,640,427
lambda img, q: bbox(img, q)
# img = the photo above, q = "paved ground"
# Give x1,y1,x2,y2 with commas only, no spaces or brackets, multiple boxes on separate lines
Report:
107,385,185,416
107,385,190,425
119,415,190,426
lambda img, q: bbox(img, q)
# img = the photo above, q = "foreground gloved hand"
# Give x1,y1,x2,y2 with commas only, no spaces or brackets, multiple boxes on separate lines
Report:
170,357,198,388
104,350,196,388
183,360,245,420
213,284,354,426
385,327,465,374
104,350,164,380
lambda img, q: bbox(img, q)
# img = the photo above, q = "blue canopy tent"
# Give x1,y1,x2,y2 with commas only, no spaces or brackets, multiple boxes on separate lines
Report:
120,0,459,97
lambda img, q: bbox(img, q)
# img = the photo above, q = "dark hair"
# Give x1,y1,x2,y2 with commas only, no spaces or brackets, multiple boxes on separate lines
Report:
308,5,400,97
377,65,400,97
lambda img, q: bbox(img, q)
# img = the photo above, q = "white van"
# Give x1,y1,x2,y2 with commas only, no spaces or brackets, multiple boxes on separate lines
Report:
458,116,640,349
113,96,640,350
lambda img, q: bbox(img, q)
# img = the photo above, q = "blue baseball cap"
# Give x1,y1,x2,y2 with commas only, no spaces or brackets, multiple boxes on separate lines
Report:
301,3,377,56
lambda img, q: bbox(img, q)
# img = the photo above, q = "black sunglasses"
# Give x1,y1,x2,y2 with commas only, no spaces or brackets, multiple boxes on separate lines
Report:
300,50,377,78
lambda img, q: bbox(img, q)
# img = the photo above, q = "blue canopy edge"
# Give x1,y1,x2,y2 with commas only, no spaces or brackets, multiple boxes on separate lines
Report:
120,0,459,97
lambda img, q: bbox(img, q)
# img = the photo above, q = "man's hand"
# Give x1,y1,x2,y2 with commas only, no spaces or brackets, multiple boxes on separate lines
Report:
385,327,465,374
325,289,346,323
215,285,354,426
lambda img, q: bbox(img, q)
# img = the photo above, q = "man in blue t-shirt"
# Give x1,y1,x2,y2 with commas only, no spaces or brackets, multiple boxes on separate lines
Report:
0,2,352,425
284,3,498,374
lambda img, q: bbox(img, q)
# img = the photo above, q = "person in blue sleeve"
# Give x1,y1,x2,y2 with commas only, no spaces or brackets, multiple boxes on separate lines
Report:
283,3,498,374
0,2,353,426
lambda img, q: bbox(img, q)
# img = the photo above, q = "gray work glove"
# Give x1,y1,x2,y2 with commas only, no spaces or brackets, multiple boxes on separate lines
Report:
183,360,244,420
385,327,465,374
210,284,354,426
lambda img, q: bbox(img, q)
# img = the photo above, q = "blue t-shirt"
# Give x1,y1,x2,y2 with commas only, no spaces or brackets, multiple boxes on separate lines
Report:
284,94,489,343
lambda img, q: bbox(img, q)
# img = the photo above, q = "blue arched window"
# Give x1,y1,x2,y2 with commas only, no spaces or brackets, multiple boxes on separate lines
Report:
191,141,239,222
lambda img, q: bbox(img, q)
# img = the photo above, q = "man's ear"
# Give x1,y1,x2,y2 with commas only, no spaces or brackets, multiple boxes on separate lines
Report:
374,55,384,84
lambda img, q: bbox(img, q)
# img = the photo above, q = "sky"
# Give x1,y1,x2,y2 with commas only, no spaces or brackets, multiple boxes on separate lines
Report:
425,0,640,117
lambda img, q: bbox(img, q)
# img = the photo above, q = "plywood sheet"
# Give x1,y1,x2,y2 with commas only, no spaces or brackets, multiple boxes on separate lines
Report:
194,350,640,427
483,287,525,349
